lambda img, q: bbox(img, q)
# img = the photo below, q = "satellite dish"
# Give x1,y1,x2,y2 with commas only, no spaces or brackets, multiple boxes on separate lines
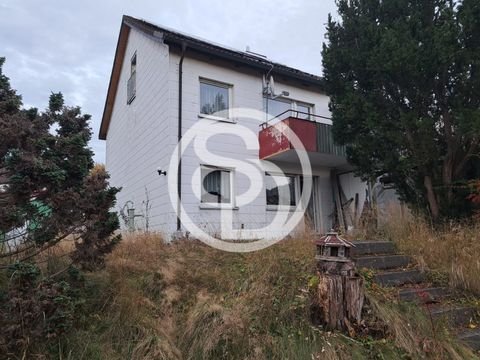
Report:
269,75,275,96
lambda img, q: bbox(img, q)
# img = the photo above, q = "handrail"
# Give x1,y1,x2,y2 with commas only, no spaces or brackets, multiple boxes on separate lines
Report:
259,109,332,129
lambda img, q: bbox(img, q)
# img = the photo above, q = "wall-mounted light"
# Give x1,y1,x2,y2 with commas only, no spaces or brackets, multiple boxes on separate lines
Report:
157,168,167,176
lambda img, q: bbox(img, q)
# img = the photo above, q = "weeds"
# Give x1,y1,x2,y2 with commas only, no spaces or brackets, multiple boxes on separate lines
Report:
1,230,477,359
379,205,480,294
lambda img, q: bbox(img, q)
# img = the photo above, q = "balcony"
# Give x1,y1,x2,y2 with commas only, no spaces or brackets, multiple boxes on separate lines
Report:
259,110,349,168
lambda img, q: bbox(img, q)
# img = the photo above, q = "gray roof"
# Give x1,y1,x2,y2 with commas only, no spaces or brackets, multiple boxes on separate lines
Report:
123,15,324,87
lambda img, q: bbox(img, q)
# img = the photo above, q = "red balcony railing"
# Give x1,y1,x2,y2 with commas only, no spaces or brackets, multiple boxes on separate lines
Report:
259,110,346,160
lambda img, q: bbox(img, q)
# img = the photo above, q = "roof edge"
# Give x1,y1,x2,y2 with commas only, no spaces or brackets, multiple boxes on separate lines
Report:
123,15,324,86
99,17,130,140
99,15,325,141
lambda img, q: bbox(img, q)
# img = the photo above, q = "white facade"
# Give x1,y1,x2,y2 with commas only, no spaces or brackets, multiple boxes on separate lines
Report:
106,28,177,234
103,21,367,240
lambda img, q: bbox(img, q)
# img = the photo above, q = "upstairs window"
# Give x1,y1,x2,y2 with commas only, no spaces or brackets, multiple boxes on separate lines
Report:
201,166,232,204
200,79,230,118
127,52,136,104
131,52,137,73
265,173,296,207
266,98,291,120
295,102,312,120
265,98,312,121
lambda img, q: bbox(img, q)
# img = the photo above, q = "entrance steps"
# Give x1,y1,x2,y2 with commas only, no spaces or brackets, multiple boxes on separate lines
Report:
353,240,479,352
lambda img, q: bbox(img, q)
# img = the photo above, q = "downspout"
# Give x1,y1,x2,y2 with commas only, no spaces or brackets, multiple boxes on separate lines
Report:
177,43,186,232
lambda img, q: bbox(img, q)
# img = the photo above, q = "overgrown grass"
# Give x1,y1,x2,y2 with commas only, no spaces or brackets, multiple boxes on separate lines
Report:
365,289,475,359
3,227,478,359
379,205,480,294
15,232,470,359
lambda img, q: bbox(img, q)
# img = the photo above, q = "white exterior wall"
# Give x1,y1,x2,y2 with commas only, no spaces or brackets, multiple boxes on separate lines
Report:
106,28,177,235
169,53,347,238
105,29,367,239
338,172,368,228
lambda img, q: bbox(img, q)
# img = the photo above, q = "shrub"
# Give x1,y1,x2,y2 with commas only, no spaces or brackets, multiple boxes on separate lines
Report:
0,262,85,357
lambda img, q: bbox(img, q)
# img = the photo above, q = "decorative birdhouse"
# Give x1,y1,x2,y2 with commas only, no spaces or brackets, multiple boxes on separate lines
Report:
315,231,356,275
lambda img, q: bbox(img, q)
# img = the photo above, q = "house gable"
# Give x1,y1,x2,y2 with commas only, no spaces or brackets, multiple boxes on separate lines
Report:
99,15,325,141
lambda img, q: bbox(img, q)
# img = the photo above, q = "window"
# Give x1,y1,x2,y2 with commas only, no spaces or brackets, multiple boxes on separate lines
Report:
200,80,230,117
266,98,291,120
127,52,137,104
295,102,311,120
265,173,296,206
201,166,232,204
131,52,137,74
265,97,312,120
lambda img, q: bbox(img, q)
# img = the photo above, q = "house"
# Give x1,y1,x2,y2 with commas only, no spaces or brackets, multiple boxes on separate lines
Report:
99,15,368,241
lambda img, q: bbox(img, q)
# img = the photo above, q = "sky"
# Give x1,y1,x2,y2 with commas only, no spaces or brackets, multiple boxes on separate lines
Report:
0,0,338,163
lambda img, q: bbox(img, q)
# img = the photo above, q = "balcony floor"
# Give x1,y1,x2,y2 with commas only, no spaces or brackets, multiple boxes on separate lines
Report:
262,149,352,170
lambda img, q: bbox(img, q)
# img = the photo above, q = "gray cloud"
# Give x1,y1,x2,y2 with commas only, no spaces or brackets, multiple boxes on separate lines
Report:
0,0,337,163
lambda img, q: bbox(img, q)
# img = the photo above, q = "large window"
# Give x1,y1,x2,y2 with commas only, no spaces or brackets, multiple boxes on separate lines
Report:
200,80,230,117
295,102,311,120
265,173,296,206
201,166,232,204
265,98,312,120
266,98,291,119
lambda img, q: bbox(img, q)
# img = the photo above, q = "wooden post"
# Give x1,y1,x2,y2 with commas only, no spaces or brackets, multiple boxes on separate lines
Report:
331,169,346,231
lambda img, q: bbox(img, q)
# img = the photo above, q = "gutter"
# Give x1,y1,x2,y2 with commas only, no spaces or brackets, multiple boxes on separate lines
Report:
177,43,187,232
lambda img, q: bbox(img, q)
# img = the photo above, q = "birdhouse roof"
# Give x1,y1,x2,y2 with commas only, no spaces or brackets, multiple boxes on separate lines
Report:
315,232,355,248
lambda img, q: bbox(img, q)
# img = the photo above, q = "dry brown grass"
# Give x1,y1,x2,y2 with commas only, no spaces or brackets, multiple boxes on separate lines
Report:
36,230,478,359
72,233,375,360
365,291,475,360
378,204,480,294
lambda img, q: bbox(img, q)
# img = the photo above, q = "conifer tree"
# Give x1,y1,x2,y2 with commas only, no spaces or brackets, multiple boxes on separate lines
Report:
323,0,480,220
0,57,120,268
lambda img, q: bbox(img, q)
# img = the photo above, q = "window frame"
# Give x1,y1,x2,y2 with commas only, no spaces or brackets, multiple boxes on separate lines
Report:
127,51,137,105
293,101,313,120
265,172,300,211
264,96,313,121
198,78,233,122
199,165,236,209
130,52,137,74
265,97,292,120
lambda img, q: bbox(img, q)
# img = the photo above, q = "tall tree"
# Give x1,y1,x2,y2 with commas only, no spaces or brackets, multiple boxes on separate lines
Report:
322,0,480,220
0,57,120,268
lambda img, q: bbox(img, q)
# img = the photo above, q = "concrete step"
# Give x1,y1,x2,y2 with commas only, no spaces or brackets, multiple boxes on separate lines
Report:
374,269,425,286
458,329,480,351
356,254,412,270
398,287,450,303
352,241,396,256
430,306,477,327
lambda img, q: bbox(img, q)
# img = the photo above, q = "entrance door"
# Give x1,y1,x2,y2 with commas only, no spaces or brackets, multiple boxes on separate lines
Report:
306,177,323,233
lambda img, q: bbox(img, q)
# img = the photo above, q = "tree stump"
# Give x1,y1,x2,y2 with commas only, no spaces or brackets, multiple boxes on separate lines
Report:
316,261,364,333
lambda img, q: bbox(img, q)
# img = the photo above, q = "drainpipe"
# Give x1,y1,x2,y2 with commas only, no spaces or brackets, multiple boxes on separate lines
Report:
177,43,186,232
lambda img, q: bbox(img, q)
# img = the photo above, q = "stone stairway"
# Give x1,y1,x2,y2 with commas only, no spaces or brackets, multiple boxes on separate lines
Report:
352,241,480,352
